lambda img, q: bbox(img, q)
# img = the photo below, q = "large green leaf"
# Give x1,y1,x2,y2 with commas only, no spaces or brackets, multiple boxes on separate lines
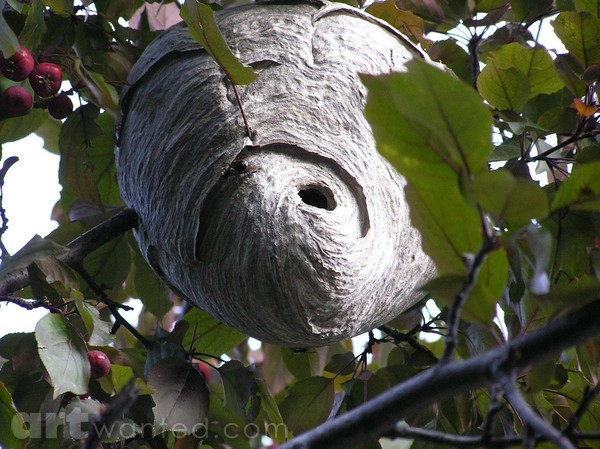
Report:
281,348,322,380
35,314,89,398
181,308,247,358
74,292,114,346
279,376,334,435
148,357,209,434
0,109,48,145
58,105,104,211
218,360,259,424
465,169,549,224
364,59,492,176
477,64,530,111
552,11,600,68
551,161,600,211
0,0,19,56
180,0,256,85
364,62,488,274
131,242,170,319
485,43,564,99
18,0,46,53
0,380,29,449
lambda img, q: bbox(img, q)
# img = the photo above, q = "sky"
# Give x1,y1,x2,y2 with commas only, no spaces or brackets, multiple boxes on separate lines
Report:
0,12,567,339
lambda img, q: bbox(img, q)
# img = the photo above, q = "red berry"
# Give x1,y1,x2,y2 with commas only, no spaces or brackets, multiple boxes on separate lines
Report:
2,86,33,116
193,362,212,382
87,350,111,380
29,62,62,98
48,93,73,119
0,46,34,81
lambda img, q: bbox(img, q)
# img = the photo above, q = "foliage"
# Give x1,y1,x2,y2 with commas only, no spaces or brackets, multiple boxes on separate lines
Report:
0,0,599,449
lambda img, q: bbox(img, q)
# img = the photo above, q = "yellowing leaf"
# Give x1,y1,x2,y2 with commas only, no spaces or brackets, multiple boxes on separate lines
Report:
571,98,599,117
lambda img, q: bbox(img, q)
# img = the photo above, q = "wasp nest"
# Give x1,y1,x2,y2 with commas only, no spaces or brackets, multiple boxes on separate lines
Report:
116,0,435,347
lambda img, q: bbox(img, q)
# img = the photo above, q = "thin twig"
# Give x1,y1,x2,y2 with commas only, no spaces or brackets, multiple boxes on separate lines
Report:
228,75,253,139
390,424,600,448
0,295,52,310
440,236,497,363
527,130,600,162
377,325,438,362
501,374,575,449
481,384,504,444
277,300,600,449
73,263,150,348
565,382,600,435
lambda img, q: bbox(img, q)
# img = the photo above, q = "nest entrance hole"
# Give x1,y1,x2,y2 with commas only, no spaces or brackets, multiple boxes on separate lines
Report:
298,186,336,211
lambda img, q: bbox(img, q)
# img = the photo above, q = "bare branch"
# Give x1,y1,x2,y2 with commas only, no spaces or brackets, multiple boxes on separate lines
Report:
0,295,52,310
0,208,138,296
501,375,575,449
377,324,438,362
441,236,497,363
278,299,600,449
390,425,600,448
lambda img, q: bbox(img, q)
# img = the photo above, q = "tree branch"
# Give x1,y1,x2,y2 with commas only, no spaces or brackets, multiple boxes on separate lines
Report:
389,425,600,448
278,299,600,449
441,236,496,363
377,324,438,362
501,374,575,449
0,208,138,296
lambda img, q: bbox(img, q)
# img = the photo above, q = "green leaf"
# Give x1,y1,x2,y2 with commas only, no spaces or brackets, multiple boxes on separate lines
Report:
0,380,29,449
0,235,68,280
465,170,549,224
0,109,48,145
250,365,284,430
364,59,492,175
551,161,600,211
218,360,258,424
405,183,481,275
131,243,170,319
282,348,322,380
279,376,334,435
324,352,356,376
0,0,20,56
181,308,247,357
366,1,430,49
552,11,600,68
74,292,114,346
58,105,104,211
364,62,487,274
477,64,530,111
148,357,209,434
510,0,553,22
34,118,61,154
486,43,564,99
18,0,46,53
180,0,256,85
35,314,89,398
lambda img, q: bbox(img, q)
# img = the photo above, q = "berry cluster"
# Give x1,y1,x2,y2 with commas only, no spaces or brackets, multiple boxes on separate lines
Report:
0,45,73,119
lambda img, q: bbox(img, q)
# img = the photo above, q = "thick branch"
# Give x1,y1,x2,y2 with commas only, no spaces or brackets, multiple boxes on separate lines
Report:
390,425,600,448
0,208,138,296
278,299,600,449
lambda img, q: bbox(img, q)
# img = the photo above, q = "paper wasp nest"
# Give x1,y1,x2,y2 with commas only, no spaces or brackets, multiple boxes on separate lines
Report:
116,0,435,347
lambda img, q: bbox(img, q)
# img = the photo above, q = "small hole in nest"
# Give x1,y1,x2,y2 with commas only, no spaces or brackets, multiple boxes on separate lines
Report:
298,187,335,210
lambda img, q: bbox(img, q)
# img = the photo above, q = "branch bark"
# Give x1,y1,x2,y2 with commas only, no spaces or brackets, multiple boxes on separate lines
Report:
279,299,600,449
0,208,138,296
